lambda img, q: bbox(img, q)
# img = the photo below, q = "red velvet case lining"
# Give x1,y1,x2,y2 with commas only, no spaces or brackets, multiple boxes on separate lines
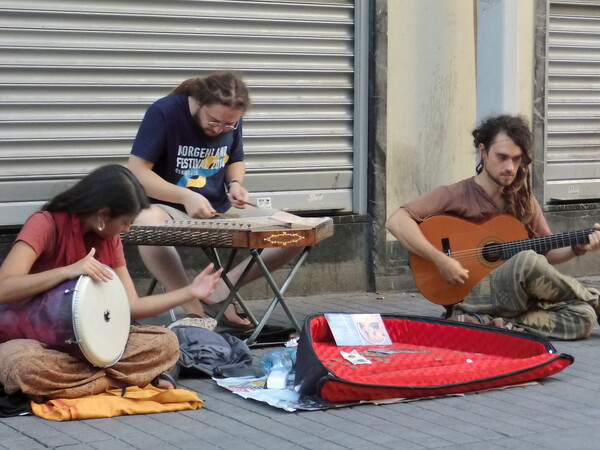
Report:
305,315,573,402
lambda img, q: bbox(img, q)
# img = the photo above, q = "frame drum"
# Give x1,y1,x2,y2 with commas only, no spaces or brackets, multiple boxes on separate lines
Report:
70,270,131,367
0,268,130,368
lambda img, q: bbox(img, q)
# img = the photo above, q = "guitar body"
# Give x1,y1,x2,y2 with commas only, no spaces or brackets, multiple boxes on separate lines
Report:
410,214,528,305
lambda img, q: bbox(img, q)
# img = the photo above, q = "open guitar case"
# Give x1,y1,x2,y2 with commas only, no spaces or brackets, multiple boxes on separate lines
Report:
294,313,573,403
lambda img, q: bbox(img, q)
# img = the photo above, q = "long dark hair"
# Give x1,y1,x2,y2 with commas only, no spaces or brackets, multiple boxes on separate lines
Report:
169,71,251,111
43,165,150,218
473,114,534,227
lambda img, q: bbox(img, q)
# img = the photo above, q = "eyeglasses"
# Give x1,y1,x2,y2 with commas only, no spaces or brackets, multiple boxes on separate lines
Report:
206,120,239,131
200,107,239,131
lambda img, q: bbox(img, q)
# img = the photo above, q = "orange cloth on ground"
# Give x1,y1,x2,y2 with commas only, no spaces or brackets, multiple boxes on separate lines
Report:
30,385,203,421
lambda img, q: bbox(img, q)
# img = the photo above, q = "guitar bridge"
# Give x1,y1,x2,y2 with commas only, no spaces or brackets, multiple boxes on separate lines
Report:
441,237,451,257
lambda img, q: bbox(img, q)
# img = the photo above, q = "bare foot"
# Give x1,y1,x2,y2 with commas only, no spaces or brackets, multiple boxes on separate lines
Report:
223,304,251,327
202,301,251,327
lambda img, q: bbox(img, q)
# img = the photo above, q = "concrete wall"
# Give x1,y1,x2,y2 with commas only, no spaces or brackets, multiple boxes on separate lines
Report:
376,0,478,292
385,0,540,220
386,0,476,210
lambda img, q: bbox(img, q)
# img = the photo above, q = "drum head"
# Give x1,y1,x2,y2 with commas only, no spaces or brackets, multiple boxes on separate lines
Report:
72,270,130,367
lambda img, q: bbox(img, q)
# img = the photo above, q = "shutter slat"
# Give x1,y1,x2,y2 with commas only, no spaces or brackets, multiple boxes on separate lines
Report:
546,1,600,202
0,0,356,225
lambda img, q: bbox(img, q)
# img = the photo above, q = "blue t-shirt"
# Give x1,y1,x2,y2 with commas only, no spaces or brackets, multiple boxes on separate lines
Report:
131,94,244,212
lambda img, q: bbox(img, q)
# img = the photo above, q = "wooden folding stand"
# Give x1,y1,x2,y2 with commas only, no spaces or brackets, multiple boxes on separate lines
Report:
121,213,334,345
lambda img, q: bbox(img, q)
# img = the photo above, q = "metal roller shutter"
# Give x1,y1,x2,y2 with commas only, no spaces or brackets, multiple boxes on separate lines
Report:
545,0,600,204
0,0,365,226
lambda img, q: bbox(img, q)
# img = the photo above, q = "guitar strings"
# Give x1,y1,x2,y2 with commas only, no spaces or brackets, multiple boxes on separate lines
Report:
437,228,594,263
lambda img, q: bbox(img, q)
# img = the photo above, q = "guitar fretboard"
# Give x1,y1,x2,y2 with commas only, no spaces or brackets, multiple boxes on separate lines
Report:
501,229,594,259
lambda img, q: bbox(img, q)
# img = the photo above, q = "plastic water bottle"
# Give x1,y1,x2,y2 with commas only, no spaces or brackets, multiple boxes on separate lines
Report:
260,347,297,374
260,348,297,389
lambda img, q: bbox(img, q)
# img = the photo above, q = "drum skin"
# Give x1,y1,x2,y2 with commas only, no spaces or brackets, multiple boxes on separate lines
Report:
0,268,130,367
71,271,131,367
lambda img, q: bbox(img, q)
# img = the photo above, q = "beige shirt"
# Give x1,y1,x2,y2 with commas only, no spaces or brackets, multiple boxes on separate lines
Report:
402,177,551,238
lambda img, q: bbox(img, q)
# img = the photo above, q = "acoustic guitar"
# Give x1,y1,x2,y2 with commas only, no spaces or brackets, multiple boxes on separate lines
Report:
409,214,594,306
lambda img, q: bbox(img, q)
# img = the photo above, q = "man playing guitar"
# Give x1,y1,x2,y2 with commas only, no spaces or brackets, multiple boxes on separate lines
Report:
386,114,600,340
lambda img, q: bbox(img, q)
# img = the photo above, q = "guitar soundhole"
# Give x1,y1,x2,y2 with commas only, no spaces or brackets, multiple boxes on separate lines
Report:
481,243,503,263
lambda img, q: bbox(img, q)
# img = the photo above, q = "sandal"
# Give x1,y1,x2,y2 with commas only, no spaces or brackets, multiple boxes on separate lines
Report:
447,314,481,325
168,314,217,331
489,318,526,333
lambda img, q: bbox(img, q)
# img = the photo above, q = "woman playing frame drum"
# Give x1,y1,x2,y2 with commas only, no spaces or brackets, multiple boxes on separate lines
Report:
0,165,222,399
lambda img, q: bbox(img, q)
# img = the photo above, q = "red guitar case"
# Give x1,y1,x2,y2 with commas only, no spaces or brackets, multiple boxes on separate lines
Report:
294,314,573,403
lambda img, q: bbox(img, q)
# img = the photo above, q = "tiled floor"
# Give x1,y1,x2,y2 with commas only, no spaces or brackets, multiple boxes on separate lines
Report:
2,289,600,449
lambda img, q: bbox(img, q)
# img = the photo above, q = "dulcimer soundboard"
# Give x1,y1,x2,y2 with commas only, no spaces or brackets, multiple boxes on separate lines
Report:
121,211,334,249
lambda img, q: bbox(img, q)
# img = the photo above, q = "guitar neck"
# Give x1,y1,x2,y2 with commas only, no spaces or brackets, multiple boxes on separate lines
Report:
502,229,594,259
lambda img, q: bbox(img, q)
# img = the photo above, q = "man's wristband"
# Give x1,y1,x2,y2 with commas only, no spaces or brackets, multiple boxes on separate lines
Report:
226,179,240,188
572,244,587,257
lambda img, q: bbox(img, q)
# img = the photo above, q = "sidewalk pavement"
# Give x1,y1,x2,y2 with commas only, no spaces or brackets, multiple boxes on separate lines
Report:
2,286,600,450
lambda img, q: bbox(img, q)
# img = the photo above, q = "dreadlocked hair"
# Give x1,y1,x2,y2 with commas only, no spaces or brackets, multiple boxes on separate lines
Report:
168,71,251,112
473,114,535,233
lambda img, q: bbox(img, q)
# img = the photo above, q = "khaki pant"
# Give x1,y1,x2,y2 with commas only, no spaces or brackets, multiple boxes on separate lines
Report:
454,250,599,340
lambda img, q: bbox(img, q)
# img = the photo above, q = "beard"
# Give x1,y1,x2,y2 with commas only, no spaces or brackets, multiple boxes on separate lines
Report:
484,166,515,188
190,110,205,136
190,111,222,138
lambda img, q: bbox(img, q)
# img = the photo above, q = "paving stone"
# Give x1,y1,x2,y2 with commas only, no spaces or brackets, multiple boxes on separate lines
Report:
88,439,137,450
0,439,47,450
487,437,554,450
2,287,600,449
